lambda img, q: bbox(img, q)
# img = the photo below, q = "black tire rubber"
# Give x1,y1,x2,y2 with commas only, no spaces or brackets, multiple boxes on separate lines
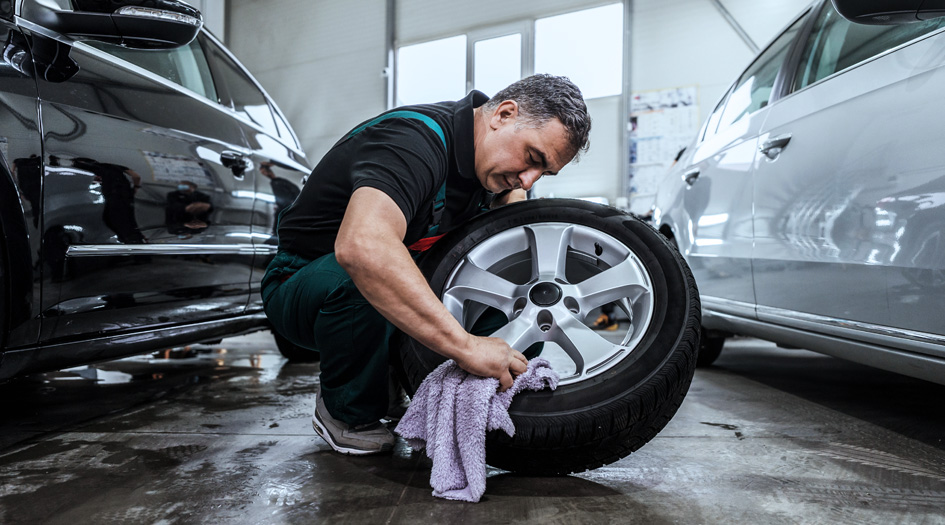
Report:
393,199,700,475
272,330,320,362
696,328,725,367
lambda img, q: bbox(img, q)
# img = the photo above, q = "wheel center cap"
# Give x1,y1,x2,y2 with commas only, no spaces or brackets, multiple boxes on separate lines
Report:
529,282,562,307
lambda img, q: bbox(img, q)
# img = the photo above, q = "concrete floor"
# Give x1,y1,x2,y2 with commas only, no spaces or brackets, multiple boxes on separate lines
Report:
1,332,944,524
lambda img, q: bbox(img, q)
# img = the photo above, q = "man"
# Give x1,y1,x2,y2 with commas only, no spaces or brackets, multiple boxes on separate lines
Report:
262,74,591,455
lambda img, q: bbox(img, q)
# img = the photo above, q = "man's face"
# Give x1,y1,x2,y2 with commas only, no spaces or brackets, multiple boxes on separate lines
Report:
474,101,573,194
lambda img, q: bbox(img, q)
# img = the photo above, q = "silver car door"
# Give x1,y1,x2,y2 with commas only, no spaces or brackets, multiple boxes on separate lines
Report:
752,3,945,339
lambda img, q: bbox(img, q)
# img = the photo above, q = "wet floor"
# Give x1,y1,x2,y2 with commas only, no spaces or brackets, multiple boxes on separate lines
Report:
1,332,944,524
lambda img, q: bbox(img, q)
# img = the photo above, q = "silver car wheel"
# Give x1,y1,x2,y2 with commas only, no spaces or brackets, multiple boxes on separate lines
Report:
441,222,655,385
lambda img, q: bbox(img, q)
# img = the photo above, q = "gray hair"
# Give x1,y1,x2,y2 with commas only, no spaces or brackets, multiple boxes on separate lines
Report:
483,74,591,161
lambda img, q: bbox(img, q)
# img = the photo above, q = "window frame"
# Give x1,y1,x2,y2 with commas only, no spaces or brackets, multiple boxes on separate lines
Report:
783,0,945,98
198,32,304,154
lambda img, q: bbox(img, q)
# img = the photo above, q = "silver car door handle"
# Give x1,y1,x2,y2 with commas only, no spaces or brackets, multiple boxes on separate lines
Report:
682,168,701,186
759,133,792,159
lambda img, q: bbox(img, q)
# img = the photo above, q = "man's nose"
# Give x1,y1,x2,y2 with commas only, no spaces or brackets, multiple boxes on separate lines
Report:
518,168,542,191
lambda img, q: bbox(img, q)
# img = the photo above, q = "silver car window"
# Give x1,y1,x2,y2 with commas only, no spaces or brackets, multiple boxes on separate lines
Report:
715,16,805,133
85,38,218,102
793,4,945,92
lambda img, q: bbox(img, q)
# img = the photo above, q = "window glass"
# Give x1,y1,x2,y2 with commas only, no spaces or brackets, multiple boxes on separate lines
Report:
534,3,623,99
204,39,279,136
474,34,521,97
397,35,467,106
85,38,217,101
794,5,945,91
716,16,805,131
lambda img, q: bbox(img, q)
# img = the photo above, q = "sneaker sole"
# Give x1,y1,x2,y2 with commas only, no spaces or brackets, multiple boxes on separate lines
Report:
311,413,392,456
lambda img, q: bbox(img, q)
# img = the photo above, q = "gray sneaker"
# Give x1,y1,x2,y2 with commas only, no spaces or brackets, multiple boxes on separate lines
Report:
312,389,395,455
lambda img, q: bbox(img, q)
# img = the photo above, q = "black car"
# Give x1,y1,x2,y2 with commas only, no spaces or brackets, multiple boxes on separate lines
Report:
0,0,312,380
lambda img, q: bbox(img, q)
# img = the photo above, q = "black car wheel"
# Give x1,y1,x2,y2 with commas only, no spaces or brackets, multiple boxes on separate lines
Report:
697,328,726,367
394,199,700,475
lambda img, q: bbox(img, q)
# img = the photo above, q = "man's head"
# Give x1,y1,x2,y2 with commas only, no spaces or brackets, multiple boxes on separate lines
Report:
473,74,591,193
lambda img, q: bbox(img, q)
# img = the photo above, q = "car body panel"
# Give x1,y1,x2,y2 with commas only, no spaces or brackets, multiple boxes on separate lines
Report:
0,21,44,349
36,38,258,343
653,0,945,383
0,13,311,378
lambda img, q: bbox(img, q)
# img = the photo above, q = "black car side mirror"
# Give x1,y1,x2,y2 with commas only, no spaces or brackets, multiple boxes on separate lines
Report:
831,0,945,24
17,0,202,49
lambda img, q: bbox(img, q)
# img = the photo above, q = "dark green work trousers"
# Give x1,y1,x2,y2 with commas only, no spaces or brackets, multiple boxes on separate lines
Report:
262,250,529,426
262,251,395,426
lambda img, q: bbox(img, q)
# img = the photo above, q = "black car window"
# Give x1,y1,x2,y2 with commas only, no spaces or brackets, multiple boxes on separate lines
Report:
84,38,217,102
203,38,279,136
715,15,805,132
793,4,945,92
271,104,300,150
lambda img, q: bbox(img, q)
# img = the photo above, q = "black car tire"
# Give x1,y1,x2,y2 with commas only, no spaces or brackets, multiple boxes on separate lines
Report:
696,328,725,367
393,199,700,475
273,330,320,362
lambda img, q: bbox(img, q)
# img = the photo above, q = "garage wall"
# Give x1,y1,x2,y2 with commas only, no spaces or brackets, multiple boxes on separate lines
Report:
225,0,811,199
633,0,812,122
225,0,388,162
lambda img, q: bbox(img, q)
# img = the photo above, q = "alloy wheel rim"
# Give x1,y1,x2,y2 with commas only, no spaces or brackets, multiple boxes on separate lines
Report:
442,222,655,385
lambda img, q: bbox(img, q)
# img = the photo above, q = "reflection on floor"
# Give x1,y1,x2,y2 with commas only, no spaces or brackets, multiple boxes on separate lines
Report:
1,333,944,523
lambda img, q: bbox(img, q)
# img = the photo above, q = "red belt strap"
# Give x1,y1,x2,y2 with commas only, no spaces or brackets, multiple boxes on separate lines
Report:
407,233,446,252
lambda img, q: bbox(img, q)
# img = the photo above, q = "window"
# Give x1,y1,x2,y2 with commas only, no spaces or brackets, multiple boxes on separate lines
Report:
85,38,216,101
534,3,623,99
396,35,467,106
714,15,805,132
203,38,278,136
793,4,945,92
474,34,521,97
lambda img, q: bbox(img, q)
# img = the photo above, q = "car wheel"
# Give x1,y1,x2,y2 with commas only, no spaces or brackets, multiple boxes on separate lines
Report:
272,330,320,362
394,199,701,475
697,328,725,367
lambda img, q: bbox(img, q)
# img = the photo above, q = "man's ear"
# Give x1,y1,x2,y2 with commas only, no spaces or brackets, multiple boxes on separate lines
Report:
490,100,519,129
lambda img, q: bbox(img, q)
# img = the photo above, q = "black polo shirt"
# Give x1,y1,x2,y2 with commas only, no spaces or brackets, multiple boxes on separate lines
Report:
277,91,491,261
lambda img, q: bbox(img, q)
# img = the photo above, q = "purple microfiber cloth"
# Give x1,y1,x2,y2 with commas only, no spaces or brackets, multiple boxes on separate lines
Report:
395,357,559,502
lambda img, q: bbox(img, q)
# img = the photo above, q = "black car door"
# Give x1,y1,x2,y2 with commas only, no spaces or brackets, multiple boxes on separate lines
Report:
34,31,259,343
0,20,43,350
198,34,310,314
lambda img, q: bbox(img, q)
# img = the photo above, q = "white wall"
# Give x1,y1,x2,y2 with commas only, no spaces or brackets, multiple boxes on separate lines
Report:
225,0,812,198
633,0,811,123
226,0,388,162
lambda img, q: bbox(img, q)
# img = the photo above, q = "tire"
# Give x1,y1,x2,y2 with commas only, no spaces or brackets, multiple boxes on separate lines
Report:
273,330,320,362
393,199,700,475
697,328,725,367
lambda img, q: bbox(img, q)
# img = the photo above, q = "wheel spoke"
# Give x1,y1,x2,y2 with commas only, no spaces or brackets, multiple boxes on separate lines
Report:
553,313,622,377
573,255,650,312
443,260,522,314
489,313,541,351
525,224,574,281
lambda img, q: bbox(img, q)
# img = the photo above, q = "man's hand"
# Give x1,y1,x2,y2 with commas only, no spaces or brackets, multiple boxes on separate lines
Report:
454,335,528,391
336,187,530,391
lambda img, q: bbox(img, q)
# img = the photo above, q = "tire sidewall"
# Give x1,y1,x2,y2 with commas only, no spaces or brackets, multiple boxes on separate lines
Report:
403,199,698,416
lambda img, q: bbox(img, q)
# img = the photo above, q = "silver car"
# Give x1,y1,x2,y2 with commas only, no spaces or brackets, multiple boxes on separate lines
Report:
652,0,945,384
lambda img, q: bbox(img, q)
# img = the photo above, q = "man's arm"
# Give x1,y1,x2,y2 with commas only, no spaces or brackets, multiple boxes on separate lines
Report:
335,187,527,390
492,189,527,208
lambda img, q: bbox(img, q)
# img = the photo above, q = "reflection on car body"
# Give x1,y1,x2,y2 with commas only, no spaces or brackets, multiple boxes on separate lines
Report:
653,0,945,383
0,1,311,379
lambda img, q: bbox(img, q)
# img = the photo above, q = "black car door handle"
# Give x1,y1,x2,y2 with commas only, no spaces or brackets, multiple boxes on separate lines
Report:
682,167,701,186
759,133,792,159
220,150,249,176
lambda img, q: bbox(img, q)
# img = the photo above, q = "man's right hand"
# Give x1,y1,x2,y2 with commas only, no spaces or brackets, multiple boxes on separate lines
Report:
454,335,528,391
